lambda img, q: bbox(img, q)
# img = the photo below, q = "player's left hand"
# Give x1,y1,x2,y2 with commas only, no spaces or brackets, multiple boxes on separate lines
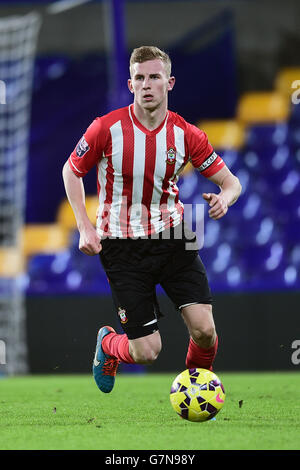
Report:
202,193,228,220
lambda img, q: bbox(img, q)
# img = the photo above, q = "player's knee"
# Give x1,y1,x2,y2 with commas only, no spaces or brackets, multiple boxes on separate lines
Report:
192,325,216,348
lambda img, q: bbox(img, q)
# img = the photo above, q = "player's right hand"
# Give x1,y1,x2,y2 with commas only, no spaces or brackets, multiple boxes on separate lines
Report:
78,225,102,255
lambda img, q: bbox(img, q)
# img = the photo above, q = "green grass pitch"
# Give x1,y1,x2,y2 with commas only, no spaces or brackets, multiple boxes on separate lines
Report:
0,371,299,450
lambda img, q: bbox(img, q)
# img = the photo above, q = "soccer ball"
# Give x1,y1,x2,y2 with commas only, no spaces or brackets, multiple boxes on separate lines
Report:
170,368,225,422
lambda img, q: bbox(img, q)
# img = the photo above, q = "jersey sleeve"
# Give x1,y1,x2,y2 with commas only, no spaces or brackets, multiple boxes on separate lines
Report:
68,117,104,177
186,123,225,177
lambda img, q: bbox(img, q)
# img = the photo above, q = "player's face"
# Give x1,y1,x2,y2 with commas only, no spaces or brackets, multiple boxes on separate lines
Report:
128,59,175,111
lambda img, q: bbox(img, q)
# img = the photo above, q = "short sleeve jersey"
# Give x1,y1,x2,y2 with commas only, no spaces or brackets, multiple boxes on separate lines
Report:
68,104,225,238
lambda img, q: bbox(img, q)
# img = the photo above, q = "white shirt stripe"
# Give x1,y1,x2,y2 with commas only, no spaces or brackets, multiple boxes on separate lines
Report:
151,124,168,233
109,120,124,237
129,123,146,237
166,125,185,223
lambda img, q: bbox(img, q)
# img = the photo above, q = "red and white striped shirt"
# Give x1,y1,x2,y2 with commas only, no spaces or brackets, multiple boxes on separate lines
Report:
68,104,225,238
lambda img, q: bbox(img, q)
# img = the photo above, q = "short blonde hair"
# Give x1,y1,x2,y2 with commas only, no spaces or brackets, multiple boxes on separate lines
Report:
129,46,172,77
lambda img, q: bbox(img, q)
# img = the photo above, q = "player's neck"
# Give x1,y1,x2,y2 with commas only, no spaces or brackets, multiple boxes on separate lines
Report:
133,101,168,131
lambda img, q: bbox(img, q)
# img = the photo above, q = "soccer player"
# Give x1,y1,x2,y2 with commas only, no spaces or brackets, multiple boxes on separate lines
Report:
62,46,242,393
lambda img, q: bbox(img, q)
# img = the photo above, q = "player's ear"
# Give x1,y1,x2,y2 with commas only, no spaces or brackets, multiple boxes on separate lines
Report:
168,76,175,91
128,79,134,93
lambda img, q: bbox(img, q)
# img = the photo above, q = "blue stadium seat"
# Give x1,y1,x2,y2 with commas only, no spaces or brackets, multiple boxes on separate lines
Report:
283,265,298,288
282,243,300,287
271,175,300,233
238,241,286,289
201,241,247,291
284,214,300,245
219,149,241,173
27,252,72,294
202,218,221,249
242,149,261,174
230,189,268,224
289,103,300,125
289,243,300,269
245,123,289,151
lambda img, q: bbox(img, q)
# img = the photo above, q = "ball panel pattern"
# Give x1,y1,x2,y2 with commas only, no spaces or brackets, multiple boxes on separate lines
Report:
170,368,225,422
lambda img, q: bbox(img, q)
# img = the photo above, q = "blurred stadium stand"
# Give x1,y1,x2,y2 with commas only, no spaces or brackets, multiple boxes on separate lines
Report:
14,1,298,296
23,65,300,295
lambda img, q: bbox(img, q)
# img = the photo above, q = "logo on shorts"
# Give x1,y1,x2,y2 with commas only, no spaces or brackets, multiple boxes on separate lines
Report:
166,147,176,165
76,136,90,157
118,307,128,324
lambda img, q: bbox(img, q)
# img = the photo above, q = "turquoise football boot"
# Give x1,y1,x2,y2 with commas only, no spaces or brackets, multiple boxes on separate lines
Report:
93,326,119,393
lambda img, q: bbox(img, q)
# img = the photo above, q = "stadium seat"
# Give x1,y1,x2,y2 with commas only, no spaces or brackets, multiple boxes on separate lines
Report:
275,67,300,98
202,218,221,249
289,243,300,268
243,145,294,191
56,198,77,231
225,263,247,289
211,242,234,274
276,170,300,208
27,252,72,294
245,241,284,270
240,192,263,221
202,241,247,290
177,170,199,201
56,196,98,231
197,120,245,150
22,224,69,257
245,123,289,150
237,92,290,124
220,149,241,173
85,195,99,225
289,103,300,125
26,247,108,295
0,247,24,277
233,214,282,248
279,205,300,244
283,264,298,287
288,125,300,148
27,252,67,281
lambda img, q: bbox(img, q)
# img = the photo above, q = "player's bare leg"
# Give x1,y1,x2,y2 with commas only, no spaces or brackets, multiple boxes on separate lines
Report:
101,328,161,373
182,303,216,347
128,330,162,364
181,303,218,370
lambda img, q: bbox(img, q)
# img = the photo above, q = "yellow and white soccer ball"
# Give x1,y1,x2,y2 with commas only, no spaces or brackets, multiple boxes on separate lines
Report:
170,368,225,422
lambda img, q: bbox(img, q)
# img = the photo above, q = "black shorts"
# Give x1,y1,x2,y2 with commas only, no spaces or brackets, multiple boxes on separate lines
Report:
99,223,212,339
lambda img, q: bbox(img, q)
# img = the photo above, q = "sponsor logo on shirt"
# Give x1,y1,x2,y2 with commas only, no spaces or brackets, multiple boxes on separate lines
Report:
76,136,90,157
197,151,218,172
166,147,176,165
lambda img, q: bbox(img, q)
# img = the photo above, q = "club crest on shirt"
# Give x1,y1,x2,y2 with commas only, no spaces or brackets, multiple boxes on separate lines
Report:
118,307,128,324
166,147,176,165
76,136,90,158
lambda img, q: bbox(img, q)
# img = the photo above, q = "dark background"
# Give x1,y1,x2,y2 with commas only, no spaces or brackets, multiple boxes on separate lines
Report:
26,291,300,373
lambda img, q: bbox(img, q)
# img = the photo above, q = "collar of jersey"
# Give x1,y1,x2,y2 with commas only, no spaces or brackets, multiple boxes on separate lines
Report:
129,104,169,136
